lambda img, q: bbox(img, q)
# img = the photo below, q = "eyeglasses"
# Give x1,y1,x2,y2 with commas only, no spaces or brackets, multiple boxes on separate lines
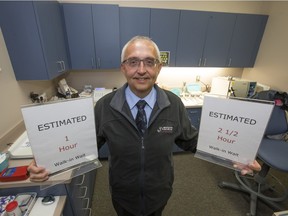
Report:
122,57,160,69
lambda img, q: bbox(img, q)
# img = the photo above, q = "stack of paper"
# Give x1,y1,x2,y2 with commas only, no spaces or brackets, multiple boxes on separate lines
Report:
8,131,33,159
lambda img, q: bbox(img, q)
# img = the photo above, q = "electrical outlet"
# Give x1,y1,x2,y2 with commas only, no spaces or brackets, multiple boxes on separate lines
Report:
196,75,201,82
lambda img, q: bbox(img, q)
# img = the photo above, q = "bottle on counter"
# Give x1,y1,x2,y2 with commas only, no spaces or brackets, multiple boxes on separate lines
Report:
5,200,22,216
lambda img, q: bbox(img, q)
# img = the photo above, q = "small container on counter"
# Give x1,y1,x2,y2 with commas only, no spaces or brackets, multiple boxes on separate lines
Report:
5,200,22,216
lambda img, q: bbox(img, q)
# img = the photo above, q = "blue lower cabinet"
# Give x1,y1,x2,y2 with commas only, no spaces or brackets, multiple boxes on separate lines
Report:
64,170,97,216
173,107,202,153
99,143,110,159
0,170,97,216
187,108,202,130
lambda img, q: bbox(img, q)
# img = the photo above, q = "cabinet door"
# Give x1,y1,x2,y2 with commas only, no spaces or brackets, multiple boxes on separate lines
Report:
86,170,97,210
227,14,268,67
62,4,95,70
187,108,202,130
173,108,202,153
65,170,97,216
99,143,110,159
150,9,180,66
0,1,47,80
176,11,236,67
176,10,209,67
34,1,69,78
202,12,236,67
119,7,150,50
92,4,120,69
0,1,68,80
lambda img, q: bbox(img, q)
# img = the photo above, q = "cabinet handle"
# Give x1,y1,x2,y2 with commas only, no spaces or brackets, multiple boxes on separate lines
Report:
91,58,95,68
82,208,92,216
75,174,85,186
97,58,101,68
56,61,62,73
198,58,202,66
56,61,65,72
61,61,66,71
88,208,92,216
83,198,90,209
228,58,232,66
203,58,207,66
78,186,87,198
189,111,198,114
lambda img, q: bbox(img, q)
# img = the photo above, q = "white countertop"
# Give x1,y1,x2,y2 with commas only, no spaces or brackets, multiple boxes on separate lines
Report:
181,96,204,108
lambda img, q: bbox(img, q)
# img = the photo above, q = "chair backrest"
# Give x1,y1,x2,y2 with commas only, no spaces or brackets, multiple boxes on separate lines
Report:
265,105,288,135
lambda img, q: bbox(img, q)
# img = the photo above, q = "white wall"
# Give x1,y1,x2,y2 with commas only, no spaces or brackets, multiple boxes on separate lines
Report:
66,68,244,91
0,29,56,140
242,2,288,92
157,67,243,90
0,29,28,138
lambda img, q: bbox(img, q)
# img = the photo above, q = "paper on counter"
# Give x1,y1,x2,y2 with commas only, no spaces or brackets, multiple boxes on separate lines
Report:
29,196,59,216
8,131,33,159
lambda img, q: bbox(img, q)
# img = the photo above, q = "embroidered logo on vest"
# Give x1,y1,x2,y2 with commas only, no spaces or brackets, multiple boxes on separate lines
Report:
157,126,173,133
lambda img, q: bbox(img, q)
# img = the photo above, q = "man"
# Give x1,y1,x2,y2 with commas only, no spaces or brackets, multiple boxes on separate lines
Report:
28,36,261,216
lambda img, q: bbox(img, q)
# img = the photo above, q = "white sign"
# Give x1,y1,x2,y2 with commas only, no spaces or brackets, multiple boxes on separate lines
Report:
21,97,98,174
196,95,274,166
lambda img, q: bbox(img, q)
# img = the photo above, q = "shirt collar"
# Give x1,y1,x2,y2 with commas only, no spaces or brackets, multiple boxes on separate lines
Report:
125,86,156,110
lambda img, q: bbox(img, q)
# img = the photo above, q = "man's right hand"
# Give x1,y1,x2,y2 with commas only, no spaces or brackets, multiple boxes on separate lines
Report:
27,159,49,182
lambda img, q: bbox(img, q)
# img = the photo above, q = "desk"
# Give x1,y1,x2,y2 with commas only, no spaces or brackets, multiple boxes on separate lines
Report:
0,122,97,216
0,159,97,216
0,159,69,216
0,159,72,188
28,196,67,216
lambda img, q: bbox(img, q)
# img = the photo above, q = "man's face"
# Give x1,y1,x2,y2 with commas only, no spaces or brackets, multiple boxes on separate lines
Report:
121,40,162,98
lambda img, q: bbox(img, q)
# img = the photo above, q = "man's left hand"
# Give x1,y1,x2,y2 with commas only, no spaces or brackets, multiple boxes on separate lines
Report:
233,160,261,175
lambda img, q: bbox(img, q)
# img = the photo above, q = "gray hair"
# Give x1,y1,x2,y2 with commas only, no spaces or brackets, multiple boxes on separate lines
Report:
121,36,161,62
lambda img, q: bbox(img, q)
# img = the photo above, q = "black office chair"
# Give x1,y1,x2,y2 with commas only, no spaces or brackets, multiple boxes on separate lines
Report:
219,105,288,216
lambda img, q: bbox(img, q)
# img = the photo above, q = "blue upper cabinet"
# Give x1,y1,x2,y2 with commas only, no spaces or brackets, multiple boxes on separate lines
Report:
150,9,180,67
119,7,150,50
226,14,268,67
176,11,236,67
176,10,268,68
176,11,210,67
0,1,69,80
62,4,95,70
92,4,120,69
202,12,236,67
63,4,120,70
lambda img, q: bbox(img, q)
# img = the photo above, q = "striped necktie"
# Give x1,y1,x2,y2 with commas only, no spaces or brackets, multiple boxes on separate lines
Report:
135,100,147,136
